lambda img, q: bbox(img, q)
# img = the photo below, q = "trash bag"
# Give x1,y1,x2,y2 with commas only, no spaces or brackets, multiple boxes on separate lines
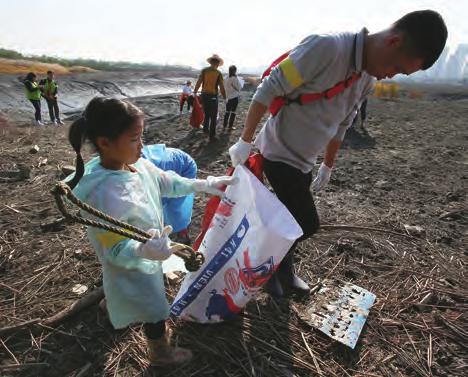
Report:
193,153,264,250
190,95,204,128
171,165,302,323
142,144,197,232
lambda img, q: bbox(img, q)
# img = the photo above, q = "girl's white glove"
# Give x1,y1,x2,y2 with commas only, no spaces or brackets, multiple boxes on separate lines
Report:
192,176,239,197
135,225,173,261
312,163,332,192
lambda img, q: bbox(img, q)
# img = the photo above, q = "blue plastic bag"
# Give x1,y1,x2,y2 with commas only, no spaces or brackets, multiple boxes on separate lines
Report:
142,144,197,232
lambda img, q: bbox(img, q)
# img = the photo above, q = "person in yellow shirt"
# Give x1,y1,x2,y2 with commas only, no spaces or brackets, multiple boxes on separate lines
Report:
194,54,226,141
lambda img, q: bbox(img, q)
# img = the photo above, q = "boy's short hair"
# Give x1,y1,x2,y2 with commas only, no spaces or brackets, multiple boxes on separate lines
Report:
392,10,448,70
47,70,53,74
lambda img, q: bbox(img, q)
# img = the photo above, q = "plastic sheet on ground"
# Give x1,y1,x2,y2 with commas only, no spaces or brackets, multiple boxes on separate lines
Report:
303,281,376,349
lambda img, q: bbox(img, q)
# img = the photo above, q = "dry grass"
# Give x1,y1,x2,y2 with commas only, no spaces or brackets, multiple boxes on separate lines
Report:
0,58,96,75
68,66,97,73
0,90,466,376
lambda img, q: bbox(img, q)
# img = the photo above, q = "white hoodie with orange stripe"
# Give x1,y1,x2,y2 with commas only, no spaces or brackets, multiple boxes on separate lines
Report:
254,28,375,173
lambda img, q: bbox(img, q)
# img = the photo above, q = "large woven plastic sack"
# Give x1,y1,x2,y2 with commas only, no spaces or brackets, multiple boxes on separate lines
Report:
170,165,303,323
192,153,264,251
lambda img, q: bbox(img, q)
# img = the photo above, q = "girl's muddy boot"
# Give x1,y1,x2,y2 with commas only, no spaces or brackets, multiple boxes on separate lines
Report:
147,330,193,366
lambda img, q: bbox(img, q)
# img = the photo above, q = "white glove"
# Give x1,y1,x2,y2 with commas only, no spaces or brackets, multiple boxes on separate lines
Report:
229,138,252,166
136,226,173,261
312,163,332,192
192,176,239,197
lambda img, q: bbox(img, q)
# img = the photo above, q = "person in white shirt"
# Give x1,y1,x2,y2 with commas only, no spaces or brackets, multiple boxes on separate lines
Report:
223,65,243,130
180,81,194,113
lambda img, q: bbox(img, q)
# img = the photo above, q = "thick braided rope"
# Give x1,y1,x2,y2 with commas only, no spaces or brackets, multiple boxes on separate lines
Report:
51,182,204,271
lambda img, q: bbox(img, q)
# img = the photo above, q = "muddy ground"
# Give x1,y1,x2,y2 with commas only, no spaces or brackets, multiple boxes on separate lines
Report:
0,70,197,120
0,83,466,376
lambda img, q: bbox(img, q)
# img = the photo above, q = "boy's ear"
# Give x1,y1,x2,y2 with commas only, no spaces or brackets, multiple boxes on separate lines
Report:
385,32,403,48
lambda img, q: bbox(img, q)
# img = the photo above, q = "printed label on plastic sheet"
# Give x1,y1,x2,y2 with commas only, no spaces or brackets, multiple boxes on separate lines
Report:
304,281,376,349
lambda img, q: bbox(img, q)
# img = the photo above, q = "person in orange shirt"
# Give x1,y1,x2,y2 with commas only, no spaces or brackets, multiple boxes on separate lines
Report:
194,54,226,141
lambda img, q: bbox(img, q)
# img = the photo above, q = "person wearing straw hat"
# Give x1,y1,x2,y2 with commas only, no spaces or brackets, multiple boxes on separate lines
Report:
194,54,226,141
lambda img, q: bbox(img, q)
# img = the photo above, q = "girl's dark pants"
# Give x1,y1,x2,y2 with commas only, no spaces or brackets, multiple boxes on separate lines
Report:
144,321,166,340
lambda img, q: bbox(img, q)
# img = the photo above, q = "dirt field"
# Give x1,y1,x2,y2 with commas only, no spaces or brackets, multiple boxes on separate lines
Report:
0,84,467,376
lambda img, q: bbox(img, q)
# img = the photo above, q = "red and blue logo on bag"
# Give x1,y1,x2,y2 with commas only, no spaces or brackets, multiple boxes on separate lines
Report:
237,250,276,290
205,288,242,320
170,216,250,317
204,250,277,320
224,268,240,294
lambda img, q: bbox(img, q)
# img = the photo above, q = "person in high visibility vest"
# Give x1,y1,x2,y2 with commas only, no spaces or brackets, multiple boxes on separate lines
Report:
229,10,448,297
23,72,44,126
39,70,63,125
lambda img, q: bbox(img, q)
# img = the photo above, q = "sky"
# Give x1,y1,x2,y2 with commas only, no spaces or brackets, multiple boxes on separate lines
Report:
0,0,467,73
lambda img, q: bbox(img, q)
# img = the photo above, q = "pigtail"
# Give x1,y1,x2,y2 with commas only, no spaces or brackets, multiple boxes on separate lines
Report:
64,97,144,190
66,116,87,189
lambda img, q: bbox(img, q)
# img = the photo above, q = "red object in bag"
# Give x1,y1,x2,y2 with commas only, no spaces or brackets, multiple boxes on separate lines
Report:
190,95,204,128
193,153,264,251
180,93,189,105
262,51,361,116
